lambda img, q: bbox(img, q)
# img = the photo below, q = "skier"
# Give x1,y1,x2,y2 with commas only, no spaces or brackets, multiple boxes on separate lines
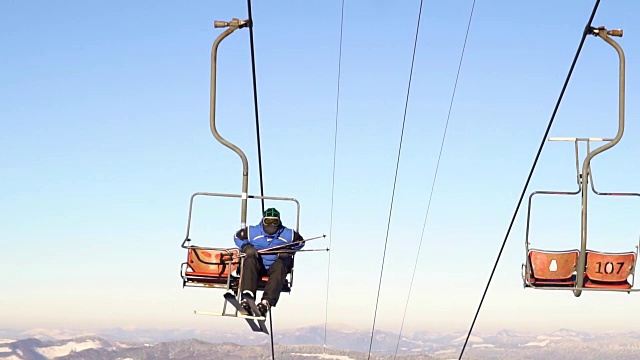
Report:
233,207,304,315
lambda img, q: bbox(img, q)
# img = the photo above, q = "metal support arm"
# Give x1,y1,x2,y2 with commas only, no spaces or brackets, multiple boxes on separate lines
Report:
210,18,251,229
574,26,625,297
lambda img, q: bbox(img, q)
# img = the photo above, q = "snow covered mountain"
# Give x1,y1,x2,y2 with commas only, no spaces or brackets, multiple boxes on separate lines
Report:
0,337,133,360
2,327,640,359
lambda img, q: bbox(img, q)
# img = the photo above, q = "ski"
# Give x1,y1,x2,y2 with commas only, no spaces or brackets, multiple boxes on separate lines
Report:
241,292,270,334
223,292,266,333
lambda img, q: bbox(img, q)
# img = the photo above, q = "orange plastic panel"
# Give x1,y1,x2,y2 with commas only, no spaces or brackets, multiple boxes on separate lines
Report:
585,250,635,283
187,249,239,277
529,249,578,281
183,272,230,287
584,279,632,289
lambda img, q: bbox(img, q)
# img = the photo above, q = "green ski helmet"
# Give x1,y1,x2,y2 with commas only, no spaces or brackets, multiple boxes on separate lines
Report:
262,207,281,234
263,207,280,219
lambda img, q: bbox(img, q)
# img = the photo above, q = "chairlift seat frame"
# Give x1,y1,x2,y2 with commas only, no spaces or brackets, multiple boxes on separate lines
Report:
522,26,640,296
522,136,640,294
180,191,301,309
179,17,327,335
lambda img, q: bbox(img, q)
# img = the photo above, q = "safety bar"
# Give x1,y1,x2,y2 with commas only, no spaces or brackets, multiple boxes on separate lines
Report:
182,191,301,249
585,141,640,198
524,137,583,264
524,189,581,282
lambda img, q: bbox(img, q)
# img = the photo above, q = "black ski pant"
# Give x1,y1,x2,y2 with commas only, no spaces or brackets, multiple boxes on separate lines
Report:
240,244,291,306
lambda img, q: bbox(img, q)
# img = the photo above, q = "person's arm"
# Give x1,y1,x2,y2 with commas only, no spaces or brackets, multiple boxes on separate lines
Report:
234,228,249,250
291,230,305,250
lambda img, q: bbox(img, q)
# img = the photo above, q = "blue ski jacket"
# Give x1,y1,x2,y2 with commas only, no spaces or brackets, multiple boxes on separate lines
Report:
234,222,304,269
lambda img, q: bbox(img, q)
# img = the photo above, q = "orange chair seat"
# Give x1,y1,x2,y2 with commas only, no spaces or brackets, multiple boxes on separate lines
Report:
528,249,579,286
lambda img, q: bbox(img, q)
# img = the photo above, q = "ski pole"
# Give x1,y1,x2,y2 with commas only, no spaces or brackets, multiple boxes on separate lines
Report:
260,248,330,255
256,234,326,254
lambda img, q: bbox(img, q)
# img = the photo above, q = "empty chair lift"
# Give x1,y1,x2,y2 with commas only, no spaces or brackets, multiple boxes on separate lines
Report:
522,25,639,296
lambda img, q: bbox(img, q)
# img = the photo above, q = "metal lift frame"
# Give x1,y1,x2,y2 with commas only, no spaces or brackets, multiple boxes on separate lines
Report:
179,18,304,323
180,192,301,320
522,26,640,296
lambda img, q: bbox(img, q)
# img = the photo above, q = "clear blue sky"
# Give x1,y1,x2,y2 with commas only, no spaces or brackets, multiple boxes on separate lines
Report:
1,0,639,340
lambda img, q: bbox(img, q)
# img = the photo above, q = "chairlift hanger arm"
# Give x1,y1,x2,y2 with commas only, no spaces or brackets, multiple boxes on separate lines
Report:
573,26,625,296
210,18,251,229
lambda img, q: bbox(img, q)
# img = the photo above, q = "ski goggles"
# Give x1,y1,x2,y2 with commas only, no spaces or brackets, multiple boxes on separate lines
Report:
263,217,280,226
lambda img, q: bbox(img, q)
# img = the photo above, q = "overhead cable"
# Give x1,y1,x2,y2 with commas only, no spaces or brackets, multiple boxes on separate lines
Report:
323,0,346,356
392,1,477,357
367,0,425,358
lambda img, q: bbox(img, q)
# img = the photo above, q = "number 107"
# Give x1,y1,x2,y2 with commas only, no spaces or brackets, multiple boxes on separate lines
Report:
595,261,625,275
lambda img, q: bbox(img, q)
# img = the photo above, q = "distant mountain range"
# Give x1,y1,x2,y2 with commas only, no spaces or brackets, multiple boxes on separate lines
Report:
2,326,640,359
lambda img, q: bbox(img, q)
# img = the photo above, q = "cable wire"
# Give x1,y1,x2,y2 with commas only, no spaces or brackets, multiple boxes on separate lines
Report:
245,1,273,358
367,0,424,358
323,0,346,356
457,1,601,358
246,0,266,213
392,1,476,358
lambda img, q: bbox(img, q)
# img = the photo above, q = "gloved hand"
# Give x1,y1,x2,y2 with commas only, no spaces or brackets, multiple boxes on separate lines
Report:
277,252,293,260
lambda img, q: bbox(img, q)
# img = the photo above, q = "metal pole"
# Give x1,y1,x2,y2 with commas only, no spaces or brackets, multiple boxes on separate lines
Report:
210,18,251,229
574,26,625,297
